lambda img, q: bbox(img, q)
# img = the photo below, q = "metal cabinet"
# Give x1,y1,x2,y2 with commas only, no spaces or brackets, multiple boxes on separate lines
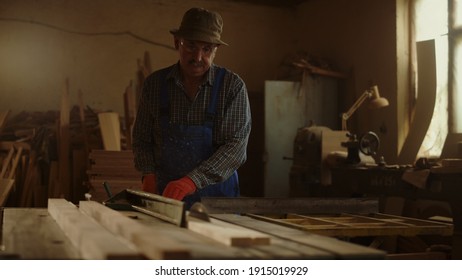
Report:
264,76,339,197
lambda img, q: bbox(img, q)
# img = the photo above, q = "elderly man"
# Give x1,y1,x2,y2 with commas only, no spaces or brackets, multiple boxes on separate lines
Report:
132,7,251,209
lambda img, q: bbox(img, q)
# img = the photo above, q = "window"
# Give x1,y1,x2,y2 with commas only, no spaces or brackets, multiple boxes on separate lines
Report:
453,0,462,131
413,0,448,158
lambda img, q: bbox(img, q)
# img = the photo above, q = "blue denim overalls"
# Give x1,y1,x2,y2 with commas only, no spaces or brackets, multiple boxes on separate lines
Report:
157,67,239,209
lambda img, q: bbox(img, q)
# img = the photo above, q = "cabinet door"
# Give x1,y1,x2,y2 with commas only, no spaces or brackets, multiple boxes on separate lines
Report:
264,77,338,197
264,81,305,197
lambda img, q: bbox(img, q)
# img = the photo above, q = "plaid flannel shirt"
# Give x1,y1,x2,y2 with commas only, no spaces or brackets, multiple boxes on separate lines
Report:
132,63,251,189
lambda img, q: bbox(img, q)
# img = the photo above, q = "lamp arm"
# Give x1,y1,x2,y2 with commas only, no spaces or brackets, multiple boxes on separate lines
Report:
341,90,371,130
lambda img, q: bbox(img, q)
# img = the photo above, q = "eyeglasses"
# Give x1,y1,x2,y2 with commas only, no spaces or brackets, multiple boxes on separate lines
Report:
180,40,217,56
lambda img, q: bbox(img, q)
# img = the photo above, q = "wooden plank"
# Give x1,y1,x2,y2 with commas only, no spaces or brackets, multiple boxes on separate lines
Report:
19,151,37,207
7,146,22,180
0,111,10,135
0,141,30,151
0,179,14,206
143,51,152,76
87,167,140,176
123,81,136,149
211,213,386,259
89,178,140,187
186,214,271,247
247,212,453,238
0,145,27,206
89,159,136,166
201,197,379,214
292,60,347,79
367,213,453,235
387,251,448,260
89,149,134,157
98,112,121,151
47,161,58,198
77,90,90,155
1,146,23,189
2,208,80,259
122,210,334,260
57,79,71,199
0,147,14,178
78,200,190,259
87,149,141,200
72,149,87,205
48,198,141,259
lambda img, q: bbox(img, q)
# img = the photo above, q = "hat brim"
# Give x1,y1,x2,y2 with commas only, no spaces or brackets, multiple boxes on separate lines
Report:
170,29,228,46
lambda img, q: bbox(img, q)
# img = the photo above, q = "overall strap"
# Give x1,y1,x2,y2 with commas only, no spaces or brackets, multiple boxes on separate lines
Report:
204,67,226,127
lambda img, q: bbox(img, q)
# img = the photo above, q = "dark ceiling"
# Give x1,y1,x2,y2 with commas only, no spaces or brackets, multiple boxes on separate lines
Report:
227,0,308,8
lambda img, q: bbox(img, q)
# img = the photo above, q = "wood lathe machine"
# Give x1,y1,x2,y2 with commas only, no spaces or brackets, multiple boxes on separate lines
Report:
0,189,452,260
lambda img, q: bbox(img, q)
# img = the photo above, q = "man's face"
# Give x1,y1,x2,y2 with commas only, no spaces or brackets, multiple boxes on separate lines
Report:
176,38,218,79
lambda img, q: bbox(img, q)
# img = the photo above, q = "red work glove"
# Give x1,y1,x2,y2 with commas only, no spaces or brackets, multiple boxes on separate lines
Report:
142,174,157,194
162,176,196,201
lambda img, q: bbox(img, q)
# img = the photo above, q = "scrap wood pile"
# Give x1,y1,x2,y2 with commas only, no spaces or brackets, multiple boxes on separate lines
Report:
0,51,152,207
0,107,109,207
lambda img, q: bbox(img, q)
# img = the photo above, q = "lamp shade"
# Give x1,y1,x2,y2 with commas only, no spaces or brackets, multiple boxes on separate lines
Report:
368,97,389,109
367,85,389,109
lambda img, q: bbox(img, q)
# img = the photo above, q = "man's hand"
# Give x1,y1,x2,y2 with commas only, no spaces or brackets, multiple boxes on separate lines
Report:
142,174,157,194
162,177,196,201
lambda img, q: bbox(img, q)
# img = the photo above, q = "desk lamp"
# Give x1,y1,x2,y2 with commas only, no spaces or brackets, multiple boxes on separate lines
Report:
340,85,388,164
341,85,389,131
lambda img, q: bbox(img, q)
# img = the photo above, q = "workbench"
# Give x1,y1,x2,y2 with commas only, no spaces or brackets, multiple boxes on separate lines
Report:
331,165,461,259
0,205,386,260
1,194,453,260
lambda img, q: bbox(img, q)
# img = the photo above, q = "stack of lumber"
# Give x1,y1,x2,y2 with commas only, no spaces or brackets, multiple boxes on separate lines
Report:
87,149,141,202
0,53,152,206
0,107,104,206
0,144,23,206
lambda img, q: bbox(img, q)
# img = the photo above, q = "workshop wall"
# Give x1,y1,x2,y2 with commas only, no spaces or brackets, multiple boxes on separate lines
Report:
0,0,294,115
0,0,401,162
294,0,399,163
1,0,406,197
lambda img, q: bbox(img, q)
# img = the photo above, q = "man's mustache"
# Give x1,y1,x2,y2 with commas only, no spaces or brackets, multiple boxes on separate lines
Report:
188,60,205,67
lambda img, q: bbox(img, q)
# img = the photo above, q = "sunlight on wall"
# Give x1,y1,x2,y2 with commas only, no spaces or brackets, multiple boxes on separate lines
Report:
416,37,448,158
453,0,462,131
414,0,448,158
456,37,462,131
